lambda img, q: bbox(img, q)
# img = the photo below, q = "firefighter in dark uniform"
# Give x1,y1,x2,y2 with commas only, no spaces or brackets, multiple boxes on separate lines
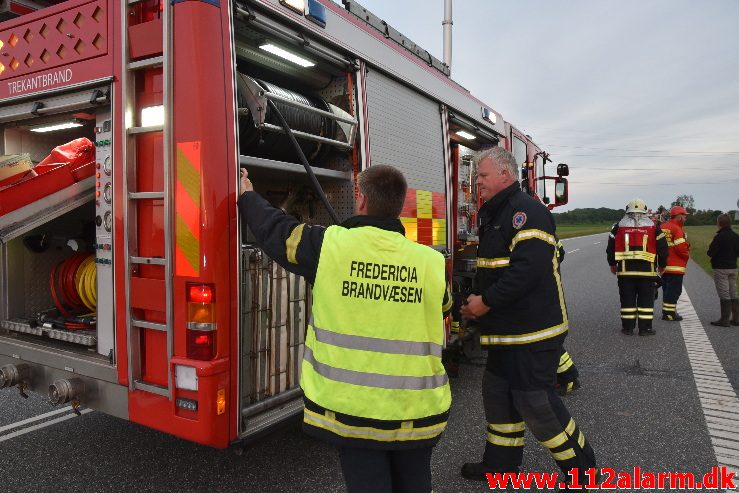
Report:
459,147,596,483
239,165,453,493
606,199,669,335
554,240,581,396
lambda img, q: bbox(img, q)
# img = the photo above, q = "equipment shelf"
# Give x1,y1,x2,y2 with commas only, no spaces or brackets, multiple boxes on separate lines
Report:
239,155,352,182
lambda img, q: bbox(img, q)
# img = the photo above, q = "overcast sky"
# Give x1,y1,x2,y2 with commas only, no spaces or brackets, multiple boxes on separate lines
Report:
339,0,739,212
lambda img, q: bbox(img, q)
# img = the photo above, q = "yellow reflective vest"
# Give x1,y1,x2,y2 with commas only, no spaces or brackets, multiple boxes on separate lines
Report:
302,224,451,447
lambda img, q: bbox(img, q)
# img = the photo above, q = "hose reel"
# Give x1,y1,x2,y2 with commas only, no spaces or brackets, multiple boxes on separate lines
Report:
237,73,356,163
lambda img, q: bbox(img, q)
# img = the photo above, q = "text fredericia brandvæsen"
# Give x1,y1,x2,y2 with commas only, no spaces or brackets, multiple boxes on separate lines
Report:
341,260,423,303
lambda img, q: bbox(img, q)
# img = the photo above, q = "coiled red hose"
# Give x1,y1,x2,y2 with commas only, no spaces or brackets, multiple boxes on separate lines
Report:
49,253,92,319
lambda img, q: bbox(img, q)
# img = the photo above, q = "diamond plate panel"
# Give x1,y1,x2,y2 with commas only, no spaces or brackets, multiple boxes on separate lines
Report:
0,0,108,82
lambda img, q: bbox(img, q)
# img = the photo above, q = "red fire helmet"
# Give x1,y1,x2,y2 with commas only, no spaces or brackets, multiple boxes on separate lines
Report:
670,205,689,217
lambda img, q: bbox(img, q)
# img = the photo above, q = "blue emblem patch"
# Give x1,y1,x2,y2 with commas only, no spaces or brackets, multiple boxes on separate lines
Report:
512,212,527,230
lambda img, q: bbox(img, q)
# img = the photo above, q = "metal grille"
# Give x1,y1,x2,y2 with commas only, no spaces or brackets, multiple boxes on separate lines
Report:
240,246,306,408
0,0,108,82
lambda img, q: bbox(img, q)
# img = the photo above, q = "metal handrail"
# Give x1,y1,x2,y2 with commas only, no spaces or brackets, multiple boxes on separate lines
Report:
261,123,353,151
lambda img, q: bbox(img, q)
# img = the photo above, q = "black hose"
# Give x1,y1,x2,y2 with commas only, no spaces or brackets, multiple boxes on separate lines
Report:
262,99,341,225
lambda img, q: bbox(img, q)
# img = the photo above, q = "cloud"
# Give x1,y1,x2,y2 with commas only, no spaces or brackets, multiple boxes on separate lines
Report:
336,0,739,211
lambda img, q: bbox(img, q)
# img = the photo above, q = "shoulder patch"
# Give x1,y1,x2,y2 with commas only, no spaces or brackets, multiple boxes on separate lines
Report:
512,212,527,230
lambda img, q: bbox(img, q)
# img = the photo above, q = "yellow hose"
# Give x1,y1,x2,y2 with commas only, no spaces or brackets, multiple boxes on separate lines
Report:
74,255,97,312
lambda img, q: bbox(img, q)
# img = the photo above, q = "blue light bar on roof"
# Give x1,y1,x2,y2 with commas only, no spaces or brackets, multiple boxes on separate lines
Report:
306,0,327,28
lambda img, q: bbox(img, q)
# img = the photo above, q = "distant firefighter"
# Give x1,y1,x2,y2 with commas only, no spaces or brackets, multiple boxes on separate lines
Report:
660,206,691,321
607,199,668,336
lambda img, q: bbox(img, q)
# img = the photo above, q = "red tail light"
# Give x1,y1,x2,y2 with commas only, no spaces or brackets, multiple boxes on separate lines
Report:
186,283,216,360
188,284,213,304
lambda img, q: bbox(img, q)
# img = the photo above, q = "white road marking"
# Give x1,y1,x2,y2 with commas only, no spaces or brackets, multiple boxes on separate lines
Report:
0,405,73,433
566,249,580,254
0,408,92,442
679,291,739,488
593,241,601,245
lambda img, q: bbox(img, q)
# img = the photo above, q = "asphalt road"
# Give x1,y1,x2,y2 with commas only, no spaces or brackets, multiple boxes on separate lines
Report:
1,232,738,492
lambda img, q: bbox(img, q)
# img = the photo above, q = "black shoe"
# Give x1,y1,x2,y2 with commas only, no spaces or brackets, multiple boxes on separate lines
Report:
639,328,657,336
621,327,634,335
460,462,518,482
662,313,683,321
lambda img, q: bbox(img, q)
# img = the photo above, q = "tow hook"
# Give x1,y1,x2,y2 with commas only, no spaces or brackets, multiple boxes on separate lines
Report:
18,382,29,399
48,378,85,408
0,364,31,395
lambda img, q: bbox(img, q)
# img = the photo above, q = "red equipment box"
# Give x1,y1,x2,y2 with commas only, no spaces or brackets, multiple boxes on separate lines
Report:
0,138,96,216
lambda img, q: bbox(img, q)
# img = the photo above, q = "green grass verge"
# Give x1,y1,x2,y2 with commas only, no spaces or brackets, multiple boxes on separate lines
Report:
685,225,739,292
556,223,612,239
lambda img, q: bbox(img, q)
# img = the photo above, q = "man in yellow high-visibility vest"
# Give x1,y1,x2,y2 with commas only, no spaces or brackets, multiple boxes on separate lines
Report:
239,165,452,493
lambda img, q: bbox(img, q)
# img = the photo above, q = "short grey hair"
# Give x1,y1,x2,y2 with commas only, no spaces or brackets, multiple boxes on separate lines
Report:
474,146,519,181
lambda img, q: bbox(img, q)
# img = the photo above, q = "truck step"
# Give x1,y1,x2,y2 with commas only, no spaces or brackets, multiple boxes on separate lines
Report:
1,319,96,347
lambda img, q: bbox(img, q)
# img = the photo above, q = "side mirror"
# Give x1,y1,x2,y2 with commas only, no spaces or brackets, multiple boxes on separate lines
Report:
554,178,568,206
557,163,569,177
542,196,550,205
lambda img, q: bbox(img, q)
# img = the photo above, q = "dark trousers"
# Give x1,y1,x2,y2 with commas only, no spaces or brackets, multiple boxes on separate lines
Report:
617,276,655,331
556,346,578,386
662,274,684,315
338,445,433,493
481,346,596,478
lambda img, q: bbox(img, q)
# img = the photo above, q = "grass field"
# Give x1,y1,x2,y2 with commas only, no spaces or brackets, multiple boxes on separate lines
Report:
685,224,739,292
556,223,612,239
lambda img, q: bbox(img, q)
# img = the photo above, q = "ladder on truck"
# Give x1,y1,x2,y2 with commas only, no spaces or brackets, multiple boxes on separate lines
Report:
121,0,173,398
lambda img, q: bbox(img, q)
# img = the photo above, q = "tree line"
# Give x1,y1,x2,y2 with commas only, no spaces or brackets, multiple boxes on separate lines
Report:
553,194,735,226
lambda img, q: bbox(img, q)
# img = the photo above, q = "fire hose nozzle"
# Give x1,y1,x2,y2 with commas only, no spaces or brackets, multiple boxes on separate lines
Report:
0,363,30,389
48,378,85,406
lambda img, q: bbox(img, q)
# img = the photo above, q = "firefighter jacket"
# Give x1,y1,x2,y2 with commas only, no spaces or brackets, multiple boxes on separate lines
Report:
606,215,668,277
238,191,452,450
473,182,568,347
661,219,690,274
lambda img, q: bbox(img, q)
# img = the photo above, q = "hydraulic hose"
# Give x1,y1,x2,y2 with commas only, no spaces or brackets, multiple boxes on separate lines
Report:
50,253,96,319
75,256,97,311
263,99,341,225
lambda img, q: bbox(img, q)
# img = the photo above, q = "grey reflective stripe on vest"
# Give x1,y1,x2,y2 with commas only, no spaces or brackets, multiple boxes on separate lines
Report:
304,347,448,390
312,325,443,358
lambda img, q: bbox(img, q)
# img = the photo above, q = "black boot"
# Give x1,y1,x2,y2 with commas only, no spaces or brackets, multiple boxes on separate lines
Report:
732,299,739,326
710,300,732,327
662,312,683,321
639,328,657,336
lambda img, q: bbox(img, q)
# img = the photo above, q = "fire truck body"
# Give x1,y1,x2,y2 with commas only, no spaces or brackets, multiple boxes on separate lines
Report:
0,0,568,448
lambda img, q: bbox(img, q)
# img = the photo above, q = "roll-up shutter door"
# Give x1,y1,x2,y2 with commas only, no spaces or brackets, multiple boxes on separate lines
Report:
365,69,447,249
365,69,445,193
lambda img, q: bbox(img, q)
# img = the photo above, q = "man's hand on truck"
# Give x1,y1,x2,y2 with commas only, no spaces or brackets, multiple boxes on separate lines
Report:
240,168,253,195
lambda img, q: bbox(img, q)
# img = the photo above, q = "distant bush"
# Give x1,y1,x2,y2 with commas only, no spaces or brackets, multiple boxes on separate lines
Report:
553,208,623,225
685,209,724,226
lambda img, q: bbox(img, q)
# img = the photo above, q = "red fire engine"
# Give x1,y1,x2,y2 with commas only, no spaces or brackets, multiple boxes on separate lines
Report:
0,0,569,448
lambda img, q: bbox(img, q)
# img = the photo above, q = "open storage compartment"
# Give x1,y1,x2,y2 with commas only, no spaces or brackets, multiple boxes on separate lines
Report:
0,85,114,365
234,11,360,436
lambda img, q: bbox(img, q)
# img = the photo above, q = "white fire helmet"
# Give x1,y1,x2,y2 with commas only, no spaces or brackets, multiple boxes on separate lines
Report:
626,198,648,214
